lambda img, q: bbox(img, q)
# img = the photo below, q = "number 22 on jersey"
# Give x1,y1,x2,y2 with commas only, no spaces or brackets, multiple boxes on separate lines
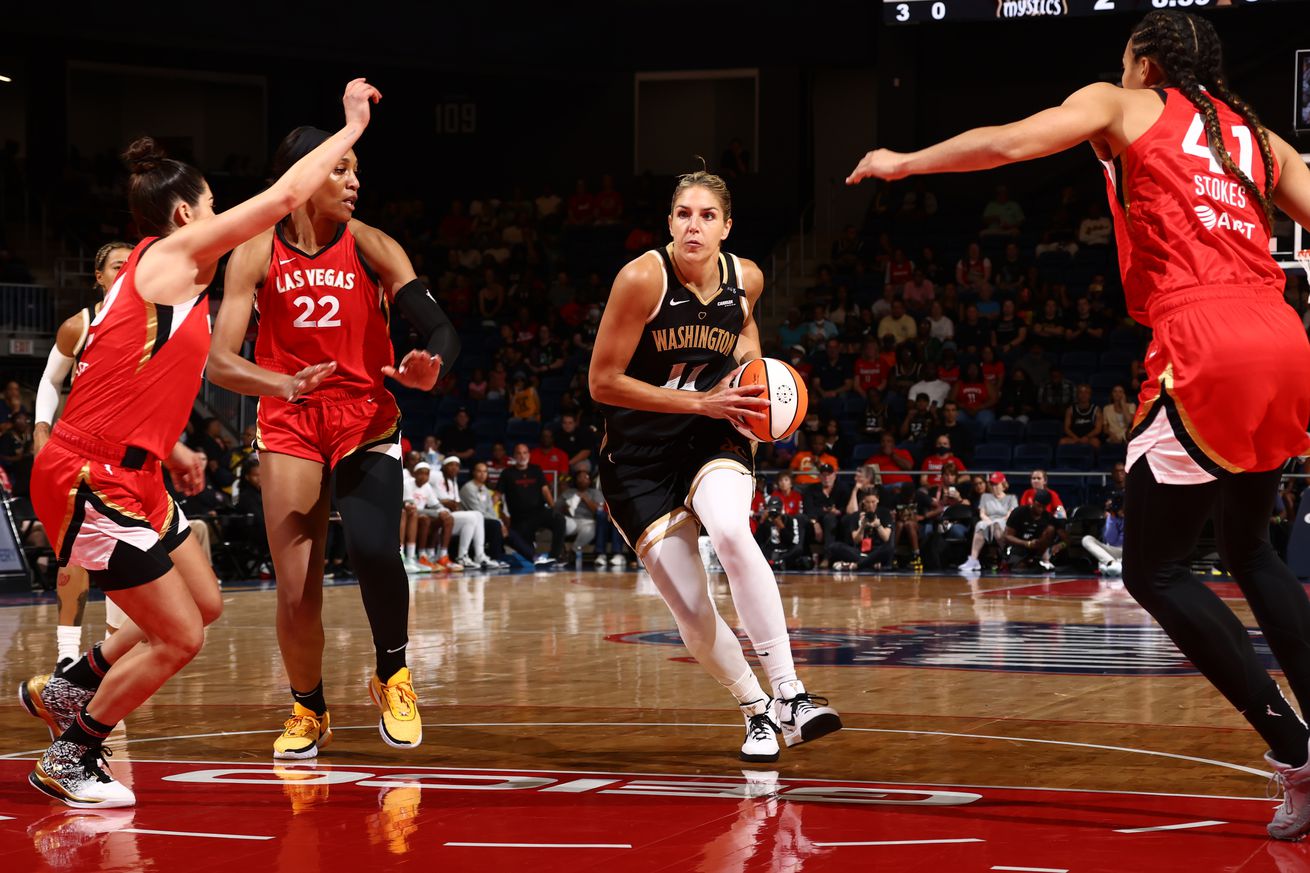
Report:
292,295,342,329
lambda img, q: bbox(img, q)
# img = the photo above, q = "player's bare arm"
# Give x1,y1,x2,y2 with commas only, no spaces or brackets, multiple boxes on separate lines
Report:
209,229,336,400
589,254,767,422
733,258,766,366
1271,131,1310,230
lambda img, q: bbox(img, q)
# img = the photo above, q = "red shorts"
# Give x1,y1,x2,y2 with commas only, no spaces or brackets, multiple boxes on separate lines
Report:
256,389,401,468
31,424,189,590
1129,286,1310,484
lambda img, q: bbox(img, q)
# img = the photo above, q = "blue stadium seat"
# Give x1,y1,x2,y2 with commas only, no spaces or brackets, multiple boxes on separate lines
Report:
438,395,465,416
1099,349,1135,371
1055,443,1095,471
1089,372,1122,394
841,393,866,417
505,419,541,443
472,416,508,441
985,419,1025,444
850,442,880,464
478,398,508,418
1060,351,1098,372
1025,420,1063,444
1012,443,1054,471
1099,442,1127,469
973,443,1012,469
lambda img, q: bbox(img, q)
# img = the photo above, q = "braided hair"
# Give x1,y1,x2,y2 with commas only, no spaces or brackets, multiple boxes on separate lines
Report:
1129,10,1275,225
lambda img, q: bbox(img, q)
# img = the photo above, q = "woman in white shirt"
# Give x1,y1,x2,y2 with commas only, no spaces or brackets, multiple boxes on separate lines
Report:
434,457,491,569
1101,385,1137,445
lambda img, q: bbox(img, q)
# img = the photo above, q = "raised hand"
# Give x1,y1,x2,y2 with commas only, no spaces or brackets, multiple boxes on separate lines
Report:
342,78,383,129
382,350,442,391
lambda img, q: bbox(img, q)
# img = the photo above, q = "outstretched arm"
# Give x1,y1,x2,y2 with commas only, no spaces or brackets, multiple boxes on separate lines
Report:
1271,131,1310,230
847,83,1122,184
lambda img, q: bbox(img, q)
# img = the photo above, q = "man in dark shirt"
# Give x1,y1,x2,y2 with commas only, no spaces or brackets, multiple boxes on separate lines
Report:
927,401,974,465
803,463,852,555
0,411,34,496
497,442,567,566
555,413,595,473
812,338,853,399
438,408,477,462
827,488,895,570
1004,490,1058,570
1037,368,1076,420
954,304,988,356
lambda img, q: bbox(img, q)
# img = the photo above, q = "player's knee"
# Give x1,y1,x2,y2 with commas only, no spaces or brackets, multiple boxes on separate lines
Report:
197,589,223,626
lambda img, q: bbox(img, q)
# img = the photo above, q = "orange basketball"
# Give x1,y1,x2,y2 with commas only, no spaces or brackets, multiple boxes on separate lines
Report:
727,357,809,443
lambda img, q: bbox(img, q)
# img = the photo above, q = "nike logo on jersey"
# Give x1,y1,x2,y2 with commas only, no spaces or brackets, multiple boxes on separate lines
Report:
279,257,296,265
669,298,689,307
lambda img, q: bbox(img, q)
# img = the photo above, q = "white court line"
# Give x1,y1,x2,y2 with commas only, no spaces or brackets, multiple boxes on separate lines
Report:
445,842,630,849
0,722,1267,780
1114,819,1227,834
806,833,985,838
120,827,273,841
992,866,1069,872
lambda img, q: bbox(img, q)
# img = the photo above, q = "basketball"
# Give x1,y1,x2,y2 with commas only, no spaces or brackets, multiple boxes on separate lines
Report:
727,357,808,443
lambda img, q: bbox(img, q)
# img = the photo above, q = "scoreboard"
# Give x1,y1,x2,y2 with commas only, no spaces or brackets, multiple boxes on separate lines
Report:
884,0,1289,25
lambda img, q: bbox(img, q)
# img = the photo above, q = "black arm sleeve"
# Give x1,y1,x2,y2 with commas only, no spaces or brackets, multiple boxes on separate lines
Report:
394,279,461,376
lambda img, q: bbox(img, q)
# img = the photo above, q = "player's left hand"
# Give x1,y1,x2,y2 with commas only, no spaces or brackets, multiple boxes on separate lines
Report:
846,148,910,185
383,350,442,391
166,446,207,497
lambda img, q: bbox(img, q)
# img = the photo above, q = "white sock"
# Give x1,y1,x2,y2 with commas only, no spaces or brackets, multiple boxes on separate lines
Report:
405,545,416,559
56,625,82,663
726,668,769,707
437,547,448,559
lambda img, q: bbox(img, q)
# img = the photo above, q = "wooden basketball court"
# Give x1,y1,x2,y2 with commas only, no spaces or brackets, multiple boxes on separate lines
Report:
0,568,1304,871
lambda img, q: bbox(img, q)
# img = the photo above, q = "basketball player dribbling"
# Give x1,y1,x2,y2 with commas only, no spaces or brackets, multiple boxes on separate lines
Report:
849,11,1310,839
18,79,379,808
210,126,459,758
589,169,841,762
33,241,134,669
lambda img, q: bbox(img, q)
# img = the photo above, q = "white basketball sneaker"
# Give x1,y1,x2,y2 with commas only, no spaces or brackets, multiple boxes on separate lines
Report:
1267,743,1310,840
29,742,135,809
958,557,982,573
771,680,842,748
739,698,781,763
1102,560,1123,577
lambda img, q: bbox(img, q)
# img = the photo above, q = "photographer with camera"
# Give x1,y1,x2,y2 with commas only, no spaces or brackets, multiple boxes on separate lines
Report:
828,488,895,571
803,462,851,559
1004,489,1059,572
1082,492,1125,577
754,495,809,571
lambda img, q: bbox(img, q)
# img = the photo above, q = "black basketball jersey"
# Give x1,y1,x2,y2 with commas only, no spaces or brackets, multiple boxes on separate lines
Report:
1069,402,1097,437
602,247,748,447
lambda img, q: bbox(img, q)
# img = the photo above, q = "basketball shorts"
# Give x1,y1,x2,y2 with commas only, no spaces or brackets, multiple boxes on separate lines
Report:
1129,287,1310,485
599,421,753,560
256,389,401,469
31,428,189,591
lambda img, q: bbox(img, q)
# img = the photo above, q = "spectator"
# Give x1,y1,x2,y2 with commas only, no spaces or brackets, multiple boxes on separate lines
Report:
900,181,939,223
877,299,917,346
788,344,814,385
486,364,509,401
772,471,805,515
955,242,992,293
979,344,1006,389
526,325,565,378
1082,490,1125,576
1078,201,1113,247
1061,383,1103,450
900,393,938,452
922,433,967,487
439,408,477,462
1064,297,1108,352
859,388,891,442
1102,385,1136,445
952,362,997,427
437,199,471,246
870,285,896,321
885,247,915,292
958,472,1018,572
992,300,1028,359
1019,469,1067,519
997,368,1038,422
831,225,865,271
1004,490,1058,571
498,443,568,566
778,308,807,349
1037,368,1076,420
866,431,915,487
995,242,1028,294
556,469,604,556
510,306,539,346
0,411,34,493
954,304,988,356
510,377,541,421
908,363,951,409
803,462,850,555
486,442,511,484
466,368,489,402
981,185,1024,238
420,435,443,467
888,345,922,403
566,178,595,225
854,337,890,395
928,401,974,464
594,174,623,223
572,305,602,361
975,284,1000,321
791,431,840,486
822,418,849,467
813,338,854,399
829,487,895,571
1031,298,1065,342
402,462,450,572
556,413,595,472
1100,460,1128,506
234,459,267,558
1015,343,1052,387
755,496,808,571
938,348,961,385
458,461,513,567
926,300,954,344
435,458,490,569
720,137,750,178
903,269,936,318
888,481,932,570
925,462,971,539
530,428,571,481
800,303,839,349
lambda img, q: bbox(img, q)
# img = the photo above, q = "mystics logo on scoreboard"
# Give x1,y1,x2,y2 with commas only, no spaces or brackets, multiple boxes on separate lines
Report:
609,622,1279,676
996,0,1068,17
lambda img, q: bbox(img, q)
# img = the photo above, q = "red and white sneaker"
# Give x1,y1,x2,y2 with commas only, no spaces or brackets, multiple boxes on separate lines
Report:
1267,742,1310,841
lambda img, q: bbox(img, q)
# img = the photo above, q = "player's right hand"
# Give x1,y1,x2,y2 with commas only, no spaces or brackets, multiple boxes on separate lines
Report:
32,423,50,456
846,148,909,185
286,362,337,401
701,373,769,422
343,78,382,129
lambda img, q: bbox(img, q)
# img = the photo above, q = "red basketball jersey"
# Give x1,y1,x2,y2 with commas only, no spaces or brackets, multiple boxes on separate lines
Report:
255,223,393,398
59,238,211,459
1101,88,1283,326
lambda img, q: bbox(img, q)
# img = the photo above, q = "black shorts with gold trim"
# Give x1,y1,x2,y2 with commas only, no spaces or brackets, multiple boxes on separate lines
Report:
598,420,753,560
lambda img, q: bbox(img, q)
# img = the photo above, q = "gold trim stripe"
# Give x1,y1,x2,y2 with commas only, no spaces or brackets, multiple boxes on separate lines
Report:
53,464,92,555
684,459,751,511
136,300,159,374
1160,363,1244,475
338,416,401,463
634,507,695,560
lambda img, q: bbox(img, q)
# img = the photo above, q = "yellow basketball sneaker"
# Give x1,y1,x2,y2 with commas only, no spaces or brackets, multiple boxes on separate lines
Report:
367,667,422,749
272,704,332,760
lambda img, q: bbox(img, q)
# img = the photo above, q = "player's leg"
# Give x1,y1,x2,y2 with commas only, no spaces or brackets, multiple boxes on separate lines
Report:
690,464,841,747
54,566,89,670
261,452,333,758
333,448,421,749
641,522,778,762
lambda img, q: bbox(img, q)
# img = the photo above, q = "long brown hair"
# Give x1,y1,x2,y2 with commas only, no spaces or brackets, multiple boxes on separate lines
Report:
1129,11,1275,225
